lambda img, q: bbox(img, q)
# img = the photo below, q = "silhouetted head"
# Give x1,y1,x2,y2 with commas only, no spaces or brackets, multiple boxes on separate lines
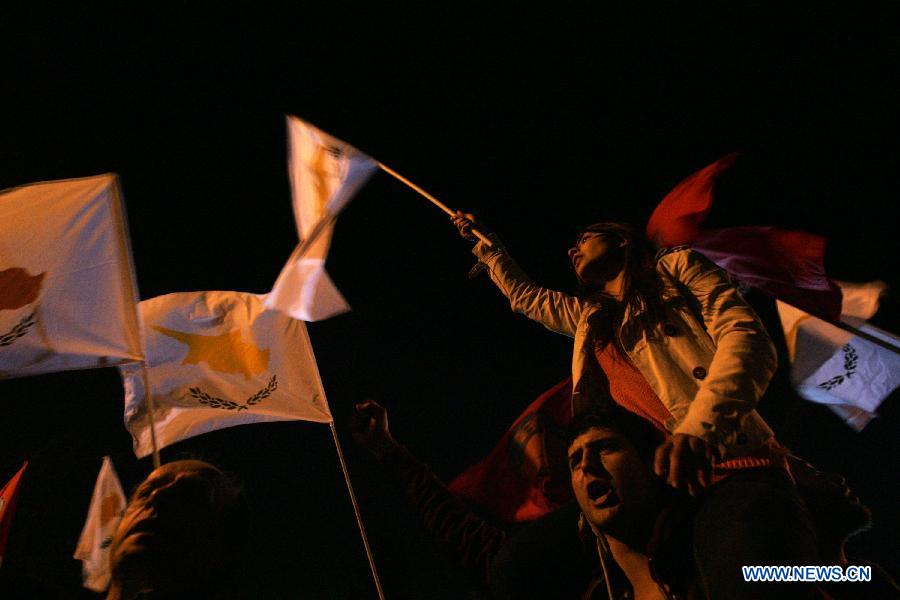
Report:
107,460,249,599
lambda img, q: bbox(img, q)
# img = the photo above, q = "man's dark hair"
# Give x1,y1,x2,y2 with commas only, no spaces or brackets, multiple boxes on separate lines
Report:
168,452,252,557
564,404,665,463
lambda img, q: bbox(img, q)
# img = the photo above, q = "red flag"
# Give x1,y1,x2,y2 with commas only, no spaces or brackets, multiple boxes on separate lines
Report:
645,154,842,323
646,153,737,247
0,462,27,568
449,380,574,522
693,227,842,322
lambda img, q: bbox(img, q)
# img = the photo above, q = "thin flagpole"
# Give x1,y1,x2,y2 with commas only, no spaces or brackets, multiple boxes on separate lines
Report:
780,299,900,357
328,421,386,600
279,160,491,274
140,364,161,469
291,321,384,598
832,318,900,357
376,161,493,246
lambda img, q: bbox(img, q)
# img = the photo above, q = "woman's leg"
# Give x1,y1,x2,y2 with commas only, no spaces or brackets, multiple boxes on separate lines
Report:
693,468,819,599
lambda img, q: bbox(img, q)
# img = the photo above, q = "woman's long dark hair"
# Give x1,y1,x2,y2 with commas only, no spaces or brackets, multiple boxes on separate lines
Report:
573,222,667,349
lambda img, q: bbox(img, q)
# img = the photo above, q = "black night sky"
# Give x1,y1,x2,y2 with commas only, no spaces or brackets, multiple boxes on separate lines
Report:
1,4,898,598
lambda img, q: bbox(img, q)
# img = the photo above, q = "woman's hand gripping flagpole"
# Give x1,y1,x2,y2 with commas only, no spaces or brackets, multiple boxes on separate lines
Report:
450,211,492,243
450,211,494,278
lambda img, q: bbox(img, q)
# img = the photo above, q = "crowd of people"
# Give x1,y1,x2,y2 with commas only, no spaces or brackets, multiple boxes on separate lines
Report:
98,213,895,599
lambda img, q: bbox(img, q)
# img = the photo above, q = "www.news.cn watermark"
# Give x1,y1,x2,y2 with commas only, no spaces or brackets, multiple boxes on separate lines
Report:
743,565,872,583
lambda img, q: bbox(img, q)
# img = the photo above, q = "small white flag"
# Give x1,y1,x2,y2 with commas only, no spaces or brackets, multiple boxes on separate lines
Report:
778,280,900,430
74,456,126,592
0,174,143,379
119,291,332,457
265,116,377,321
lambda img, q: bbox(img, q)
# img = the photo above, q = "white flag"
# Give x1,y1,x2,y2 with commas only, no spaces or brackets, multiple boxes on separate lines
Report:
119,291,332,457
0,174,143,379
778,280,900,430
74,456,126,592
265,116,377,321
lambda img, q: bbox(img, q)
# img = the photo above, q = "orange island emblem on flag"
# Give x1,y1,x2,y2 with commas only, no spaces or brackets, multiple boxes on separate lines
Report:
120,291,332,457
151,325,270,379
0,268,45,311
99,493,124,533
0,174,144,378
0,268,45,348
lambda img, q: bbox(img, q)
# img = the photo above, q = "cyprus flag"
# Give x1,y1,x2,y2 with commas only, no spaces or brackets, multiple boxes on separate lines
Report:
119,291,331,457
266,116,377,321
74,457,126,592
778,280,900,430
0,175,142,378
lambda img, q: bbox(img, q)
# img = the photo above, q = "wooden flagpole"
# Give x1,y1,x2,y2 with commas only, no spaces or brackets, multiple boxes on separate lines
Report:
328,421,386,600
376,162,493,246
283,160,491,271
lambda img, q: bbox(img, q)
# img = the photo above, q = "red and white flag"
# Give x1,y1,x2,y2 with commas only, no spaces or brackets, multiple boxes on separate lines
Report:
645,154,843,322
119,291,332,457
266,116,377,321
0,462,27,568
0,175,143,379
778,280,900,430
449,379,574,522
74,457,126,591
691,226,842,323
646,152,737,247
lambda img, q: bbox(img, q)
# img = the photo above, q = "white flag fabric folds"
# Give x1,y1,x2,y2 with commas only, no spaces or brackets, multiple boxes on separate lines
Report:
778,280,900,430
266,116,377,321
74,456,126,592
119,291,332,457
0,174,143,379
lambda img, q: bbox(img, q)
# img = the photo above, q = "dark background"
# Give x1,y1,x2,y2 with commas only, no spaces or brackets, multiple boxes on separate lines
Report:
1,4,898,598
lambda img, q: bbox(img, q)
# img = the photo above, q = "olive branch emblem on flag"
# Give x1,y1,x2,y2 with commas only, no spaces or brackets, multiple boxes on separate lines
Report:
817,344,860,391
0,312,37,347
121,290,333,458
188,374,278,411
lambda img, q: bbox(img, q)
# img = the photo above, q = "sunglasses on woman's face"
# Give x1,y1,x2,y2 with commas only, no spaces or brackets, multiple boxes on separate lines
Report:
574,231,617,246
